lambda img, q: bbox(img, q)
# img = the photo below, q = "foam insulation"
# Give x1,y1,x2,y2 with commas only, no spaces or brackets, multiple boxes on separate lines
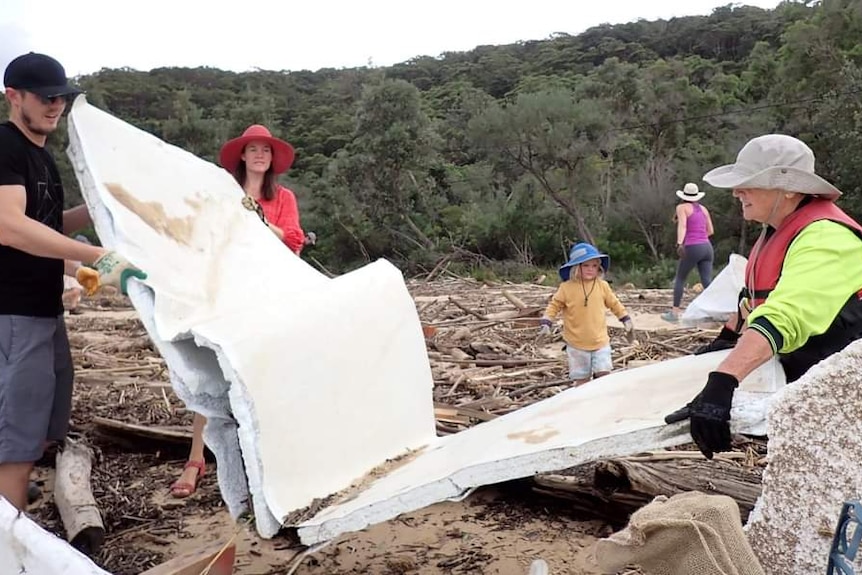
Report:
297,349,785,544
746,338,862,575
681,253,747,325
66,97,436,538
0,497,110,574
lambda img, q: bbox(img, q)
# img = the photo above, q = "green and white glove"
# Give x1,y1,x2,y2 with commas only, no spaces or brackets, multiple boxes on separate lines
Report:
92,251,147,295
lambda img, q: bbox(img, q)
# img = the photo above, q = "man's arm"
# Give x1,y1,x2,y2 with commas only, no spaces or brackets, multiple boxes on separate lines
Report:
63,204,92,236
63,260,81,276
0,185,104,264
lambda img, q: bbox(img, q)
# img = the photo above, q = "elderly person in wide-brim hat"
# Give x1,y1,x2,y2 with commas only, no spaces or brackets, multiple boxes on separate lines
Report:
664,134,862,459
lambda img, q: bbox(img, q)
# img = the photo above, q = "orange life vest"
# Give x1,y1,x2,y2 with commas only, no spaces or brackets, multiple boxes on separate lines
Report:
744,198,862,308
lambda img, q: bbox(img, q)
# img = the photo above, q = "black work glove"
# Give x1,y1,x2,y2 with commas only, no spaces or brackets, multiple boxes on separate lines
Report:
664,392,702,424
694,326,740,355
689,371,739,459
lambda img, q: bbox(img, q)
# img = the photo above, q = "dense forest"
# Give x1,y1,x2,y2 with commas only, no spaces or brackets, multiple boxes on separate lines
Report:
7,0,862,285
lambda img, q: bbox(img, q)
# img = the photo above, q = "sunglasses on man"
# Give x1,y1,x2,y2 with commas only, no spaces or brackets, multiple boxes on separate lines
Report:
22,90,69,105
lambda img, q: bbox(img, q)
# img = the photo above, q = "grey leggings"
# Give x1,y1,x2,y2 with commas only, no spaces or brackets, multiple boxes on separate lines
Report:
674,242,714,307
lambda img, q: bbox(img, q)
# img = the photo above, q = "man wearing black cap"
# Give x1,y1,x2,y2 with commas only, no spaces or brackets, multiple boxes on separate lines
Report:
0,52,147,510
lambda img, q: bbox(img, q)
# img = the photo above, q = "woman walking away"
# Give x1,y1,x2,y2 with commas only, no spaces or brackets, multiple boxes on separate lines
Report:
663,183,715,322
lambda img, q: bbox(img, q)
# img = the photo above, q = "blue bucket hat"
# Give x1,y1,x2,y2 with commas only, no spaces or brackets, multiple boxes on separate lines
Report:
559,242,610,281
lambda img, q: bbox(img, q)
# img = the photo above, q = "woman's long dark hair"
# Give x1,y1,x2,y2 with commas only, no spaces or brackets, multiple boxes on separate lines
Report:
233,159,278,201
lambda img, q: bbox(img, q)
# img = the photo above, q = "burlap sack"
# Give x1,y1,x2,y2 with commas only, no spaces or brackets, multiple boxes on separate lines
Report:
595,491,765,575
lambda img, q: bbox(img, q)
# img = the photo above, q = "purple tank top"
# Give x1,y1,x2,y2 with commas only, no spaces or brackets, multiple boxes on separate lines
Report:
683,203,710,246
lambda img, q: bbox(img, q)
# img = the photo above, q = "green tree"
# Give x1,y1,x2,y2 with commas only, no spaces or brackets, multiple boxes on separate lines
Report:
469,89,611,244
326,79,441,262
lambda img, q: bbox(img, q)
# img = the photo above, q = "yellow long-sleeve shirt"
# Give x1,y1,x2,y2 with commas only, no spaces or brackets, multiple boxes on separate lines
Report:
543,278,628,351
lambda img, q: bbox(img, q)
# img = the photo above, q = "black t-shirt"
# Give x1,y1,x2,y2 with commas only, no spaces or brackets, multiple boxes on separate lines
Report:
0,122,65,317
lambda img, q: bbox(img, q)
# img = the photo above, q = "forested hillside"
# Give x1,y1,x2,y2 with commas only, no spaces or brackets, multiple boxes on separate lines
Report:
8,0,862,284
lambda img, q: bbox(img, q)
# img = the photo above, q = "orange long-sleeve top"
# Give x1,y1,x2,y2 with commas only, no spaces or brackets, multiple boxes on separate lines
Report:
543,278,628,351
258,184,305,254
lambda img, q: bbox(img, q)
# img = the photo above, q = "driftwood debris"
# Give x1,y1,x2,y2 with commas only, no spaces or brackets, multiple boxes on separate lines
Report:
92,416,192,451
533,450,764,526
38,281,725,575
138,541,236,575
55,440,105,555
411,278,716,435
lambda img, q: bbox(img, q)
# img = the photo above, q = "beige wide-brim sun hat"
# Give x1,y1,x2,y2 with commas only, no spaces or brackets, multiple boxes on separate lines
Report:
675,182,705,202
703,134,841,200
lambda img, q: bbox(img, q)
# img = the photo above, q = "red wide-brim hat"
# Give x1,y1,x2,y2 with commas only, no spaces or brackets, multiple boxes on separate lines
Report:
218,124,295,175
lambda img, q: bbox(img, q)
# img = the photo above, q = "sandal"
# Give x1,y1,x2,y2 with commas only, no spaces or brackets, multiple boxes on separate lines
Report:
170,460,205,499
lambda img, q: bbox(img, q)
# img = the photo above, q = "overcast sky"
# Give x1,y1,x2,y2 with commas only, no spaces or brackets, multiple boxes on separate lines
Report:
2,0,784,79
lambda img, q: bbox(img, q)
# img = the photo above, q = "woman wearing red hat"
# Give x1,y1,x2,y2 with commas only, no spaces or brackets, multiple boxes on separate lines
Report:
218,124,307,253
170,124,310,498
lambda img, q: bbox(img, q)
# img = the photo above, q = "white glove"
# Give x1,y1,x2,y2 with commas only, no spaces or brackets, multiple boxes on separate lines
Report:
89,251,147,295
623,318,634,333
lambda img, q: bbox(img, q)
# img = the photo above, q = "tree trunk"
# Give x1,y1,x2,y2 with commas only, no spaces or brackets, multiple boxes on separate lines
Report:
533,452,762,527
634,217,660,260
527,166,595,244
543,185,594,244
55,440,105,556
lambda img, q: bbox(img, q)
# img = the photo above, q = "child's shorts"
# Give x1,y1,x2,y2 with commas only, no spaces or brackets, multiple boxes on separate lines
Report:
566,344,612,381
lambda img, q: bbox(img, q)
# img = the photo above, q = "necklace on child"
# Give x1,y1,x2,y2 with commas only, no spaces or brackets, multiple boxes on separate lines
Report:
581,279,597,306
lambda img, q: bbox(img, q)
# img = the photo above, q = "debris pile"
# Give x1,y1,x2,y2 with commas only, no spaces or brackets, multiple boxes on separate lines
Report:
29,279,726,574
412,278,717,433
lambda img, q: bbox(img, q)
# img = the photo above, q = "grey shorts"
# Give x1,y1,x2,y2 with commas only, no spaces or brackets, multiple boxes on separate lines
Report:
566,344,613,380
0,315,74,464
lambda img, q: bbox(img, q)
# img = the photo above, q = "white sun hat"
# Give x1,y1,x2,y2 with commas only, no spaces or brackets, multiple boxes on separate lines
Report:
676,182,705,202
703,134,841,200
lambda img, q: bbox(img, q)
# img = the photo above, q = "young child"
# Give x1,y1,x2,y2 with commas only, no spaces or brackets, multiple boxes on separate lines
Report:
539,242,634,385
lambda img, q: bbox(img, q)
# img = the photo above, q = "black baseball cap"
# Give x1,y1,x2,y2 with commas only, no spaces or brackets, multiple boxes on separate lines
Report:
3,52,82,99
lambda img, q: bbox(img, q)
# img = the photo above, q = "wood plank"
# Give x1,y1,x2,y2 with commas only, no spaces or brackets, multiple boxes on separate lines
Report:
433,407,470,425
92,416,192,447
137,541,236,575
439,358,558,367
433,403,499,423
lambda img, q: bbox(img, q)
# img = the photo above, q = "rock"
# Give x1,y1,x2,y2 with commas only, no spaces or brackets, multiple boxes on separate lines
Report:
745,339,862,575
